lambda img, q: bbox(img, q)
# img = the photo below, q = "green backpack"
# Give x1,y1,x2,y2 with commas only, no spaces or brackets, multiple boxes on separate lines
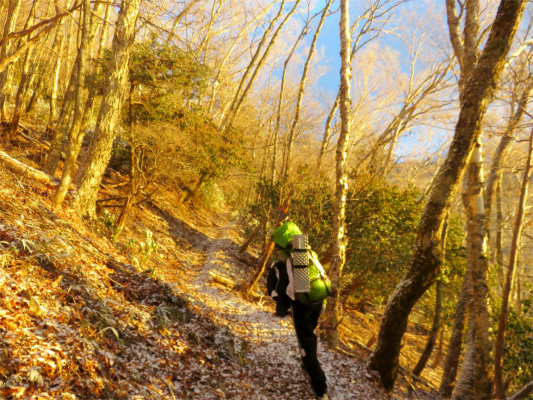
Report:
297,250,331,304
272,222,331,304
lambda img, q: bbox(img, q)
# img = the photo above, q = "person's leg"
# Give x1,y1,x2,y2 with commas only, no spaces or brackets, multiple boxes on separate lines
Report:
292,301,327,397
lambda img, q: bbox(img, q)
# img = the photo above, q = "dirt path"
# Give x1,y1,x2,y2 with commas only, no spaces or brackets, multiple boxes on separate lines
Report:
160,212,432,400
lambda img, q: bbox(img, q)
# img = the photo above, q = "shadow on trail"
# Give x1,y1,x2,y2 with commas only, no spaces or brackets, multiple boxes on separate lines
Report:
146,202,215,252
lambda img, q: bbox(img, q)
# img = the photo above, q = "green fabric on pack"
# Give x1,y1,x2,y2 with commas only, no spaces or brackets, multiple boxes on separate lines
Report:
299,251,331,304
272,221,302,248
271,221,331,304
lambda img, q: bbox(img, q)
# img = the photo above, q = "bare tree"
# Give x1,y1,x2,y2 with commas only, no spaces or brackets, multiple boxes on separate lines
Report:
0,0,21,121
368,0,527,392
323,0,351,348
222,0,302,131
281,0,333,179
44,0,104,176
439,270,469,397
206,1,276,116
317,0,402,171
412,220,448,379
7,0,41,142
45,27,64,135
454,138,492,399
52,0,92,208
75,0,141,219
485,72,533,239
494,123,533,399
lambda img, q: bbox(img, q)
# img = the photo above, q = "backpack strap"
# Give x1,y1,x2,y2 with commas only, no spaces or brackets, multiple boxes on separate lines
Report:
309,251,327,278
308,250,331,298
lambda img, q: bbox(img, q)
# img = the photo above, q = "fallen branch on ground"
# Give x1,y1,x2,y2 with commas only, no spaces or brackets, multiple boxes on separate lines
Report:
0,151,60,187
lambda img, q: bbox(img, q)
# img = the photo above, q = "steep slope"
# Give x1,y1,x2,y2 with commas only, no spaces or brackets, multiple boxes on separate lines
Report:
0,147,438,399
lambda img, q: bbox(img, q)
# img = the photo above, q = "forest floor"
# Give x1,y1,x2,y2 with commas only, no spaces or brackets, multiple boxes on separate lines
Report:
0,131,441,399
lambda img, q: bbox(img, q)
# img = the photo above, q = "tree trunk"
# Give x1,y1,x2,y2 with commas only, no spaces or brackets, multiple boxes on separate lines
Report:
431,326,445,369
452,297,476,400
0,0,21,122
73,2,112,186
368,0,526,392
45,31,64,136
323,0,351,349
439,272,469,398
44,1,103,176
0,4,77,77
413,219,448,378
115,83,139,239
457,138,493,398
494,125,533,399
412,277,443,378
52,0,91,208
274,18,308,180
75,0,141,219
224,0,302,130
0,150,61,187
282,0,332,177
219,0,286,129
240,215,268,253
495,177,504,289
317,95,339,171
485,77,533,238
7,0,40,142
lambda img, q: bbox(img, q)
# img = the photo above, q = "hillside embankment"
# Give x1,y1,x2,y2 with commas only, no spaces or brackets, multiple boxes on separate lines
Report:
0,135,439,399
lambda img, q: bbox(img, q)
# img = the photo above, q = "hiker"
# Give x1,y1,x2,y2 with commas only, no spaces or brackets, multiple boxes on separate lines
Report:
266,220,329,400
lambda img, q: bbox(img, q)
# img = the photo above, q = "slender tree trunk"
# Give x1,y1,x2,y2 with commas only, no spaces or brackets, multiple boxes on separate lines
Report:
458,138,493,398
439,273,469,398
0,0,21,122
45,1,103,176
494,125,533,399
274,19,308,180
75,0,141,219
8,0,40,141
0,3,77,92
52,0,91,208
495,177,504,289
282,0,332,177
412,219,448,379
452,296,477,400
224,0,302,130
246,241,275,296
219,0,286,129
8,48,33,137
485,77,533,238
73,2,112,186
317,0,396,172
44,35,79,174
431,326,445,369
25,74,43,114
412,279,442,378
323,0,351,349
115,85,137,238
368,0,526,392
317,95,339,171
45,30,64,136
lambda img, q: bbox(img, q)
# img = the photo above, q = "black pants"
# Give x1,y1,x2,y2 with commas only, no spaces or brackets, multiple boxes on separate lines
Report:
292,300,327,397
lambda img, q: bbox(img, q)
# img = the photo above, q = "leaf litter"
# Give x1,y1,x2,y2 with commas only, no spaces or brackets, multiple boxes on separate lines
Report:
0,160,439,399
